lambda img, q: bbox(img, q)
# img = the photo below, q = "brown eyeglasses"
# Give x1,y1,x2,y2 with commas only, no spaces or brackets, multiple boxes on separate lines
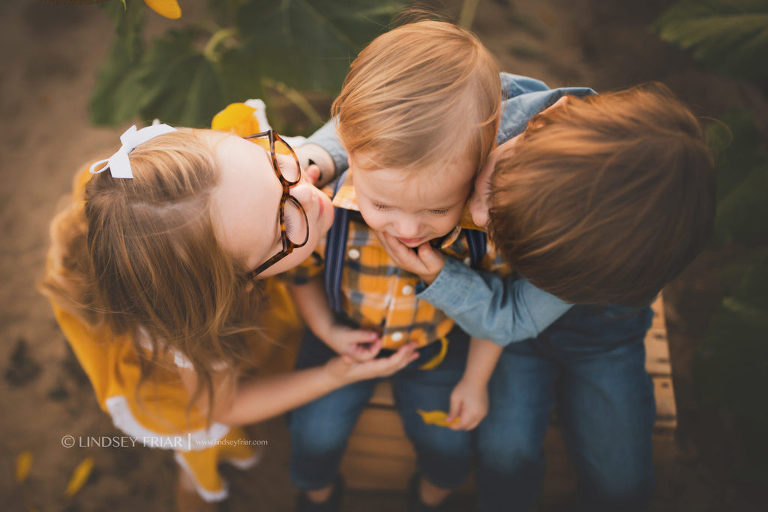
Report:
244,130,309,279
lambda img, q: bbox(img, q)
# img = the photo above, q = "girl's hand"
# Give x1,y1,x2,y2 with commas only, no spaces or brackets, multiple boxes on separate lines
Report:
377,232,446,285
322,324,382,362
326,343,419,383
445,378,488,431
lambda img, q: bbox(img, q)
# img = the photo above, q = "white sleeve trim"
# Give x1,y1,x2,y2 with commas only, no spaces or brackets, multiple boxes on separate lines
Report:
105,395,230,452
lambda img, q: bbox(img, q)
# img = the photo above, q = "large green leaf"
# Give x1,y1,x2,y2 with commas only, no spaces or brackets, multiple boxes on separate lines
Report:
130,29,225,127
655,0,768,78
705,110,768,245
89,0,146,124
90,0,407,127
694,250,768,481
235,0,407,92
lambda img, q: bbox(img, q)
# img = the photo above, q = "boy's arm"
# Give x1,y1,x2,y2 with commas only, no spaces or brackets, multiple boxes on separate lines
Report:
289,279,381,361
446,337,503,430
378,232,572,345
294,118,348,187
419,258,572,344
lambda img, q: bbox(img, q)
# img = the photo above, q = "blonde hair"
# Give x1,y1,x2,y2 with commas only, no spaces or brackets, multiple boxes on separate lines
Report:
41,130,261,419
332,20,500,172
488,84,716,306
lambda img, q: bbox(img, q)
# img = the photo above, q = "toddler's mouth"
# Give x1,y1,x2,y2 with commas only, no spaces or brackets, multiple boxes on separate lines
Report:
395,236,425,247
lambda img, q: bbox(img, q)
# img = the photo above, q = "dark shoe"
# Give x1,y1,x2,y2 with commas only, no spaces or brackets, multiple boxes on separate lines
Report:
295,477,344,512
407,475,451,512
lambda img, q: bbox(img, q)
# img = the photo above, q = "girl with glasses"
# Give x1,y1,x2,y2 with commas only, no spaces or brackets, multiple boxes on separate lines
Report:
41,125,418,509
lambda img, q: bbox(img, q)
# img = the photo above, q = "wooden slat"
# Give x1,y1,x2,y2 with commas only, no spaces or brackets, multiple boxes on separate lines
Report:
369,380,395,407
341,452,415,490
353,407,406,437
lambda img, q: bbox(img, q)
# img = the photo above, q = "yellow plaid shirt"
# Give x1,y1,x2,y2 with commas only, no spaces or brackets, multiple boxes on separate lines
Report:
289,171,507,349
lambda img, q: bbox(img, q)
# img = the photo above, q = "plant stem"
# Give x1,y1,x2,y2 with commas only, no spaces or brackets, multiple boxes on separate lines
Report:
203,27,238,62
264,79,324,127
458,0,480,29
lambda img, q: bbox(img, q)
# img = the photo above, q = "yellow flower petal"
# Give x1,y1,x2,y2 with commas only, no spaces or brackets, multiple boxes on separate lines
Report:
210,102,286,153
144,0,181,20
211,103,260,135
417,409,459,428
15,451,33,483
64,457,94,497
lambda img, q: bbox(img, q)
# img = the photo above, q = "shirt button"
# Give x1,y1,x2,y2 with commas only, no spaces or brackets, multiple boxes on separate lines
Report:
391,332,404,342
347,248,360,260
401,285,414,295
463,256,471,265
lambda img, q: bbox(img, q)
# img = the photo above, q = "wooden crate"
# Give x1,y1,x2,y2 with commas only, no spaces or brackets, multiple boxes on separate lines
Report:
341,296,677,490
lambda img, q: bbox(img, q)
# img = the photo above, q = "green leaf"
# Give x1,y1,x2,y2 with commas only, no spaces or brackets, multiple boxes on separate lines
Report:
694,249,768,481
713,163,768,245
235,0,407,93
89,0,146,124
133,29,225,127
655,0,768,78
705,109,768,246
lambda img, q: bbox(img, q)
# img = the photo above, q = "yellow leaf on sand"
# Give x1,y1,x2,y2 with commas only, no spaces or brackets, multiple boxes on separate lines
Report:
417,409,458,428
15,451,33,483
144,0,182,20
64,457,94,497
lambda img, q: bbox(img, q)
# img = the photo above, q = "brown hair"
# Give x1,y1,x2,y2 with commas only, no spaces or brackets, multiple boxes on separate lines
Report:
41,130,260,420
488,84,716,306
332,20,500,173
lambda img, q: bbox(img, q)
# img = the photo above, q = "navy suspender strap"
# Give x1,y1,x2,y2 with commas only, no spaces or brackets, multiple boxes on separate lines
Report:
464,229,487,269
324,172,350,314
323,170,488,314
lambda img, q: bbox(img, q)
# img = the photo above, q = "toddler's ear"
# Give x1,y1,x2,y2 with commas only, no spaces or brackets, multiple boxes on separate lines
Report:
541,95,570,116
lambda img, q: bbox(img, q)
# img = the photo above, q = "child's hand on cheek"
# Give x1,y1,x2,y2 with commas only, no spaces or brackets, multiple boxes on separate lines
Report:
323,324,382,362
377,232,446,285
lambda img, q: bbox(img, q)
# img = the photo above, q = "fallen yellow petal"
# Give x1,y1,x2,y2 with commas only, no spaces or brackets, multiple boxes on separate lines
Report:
64,457,94,497
144,0,182,19
15,451,33,483
417,409,459,428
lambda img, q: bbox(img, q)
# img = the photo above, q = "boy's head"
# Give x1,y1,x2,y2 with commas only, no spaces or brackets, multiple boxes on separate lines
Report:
484,84,715,306
333,20,500,246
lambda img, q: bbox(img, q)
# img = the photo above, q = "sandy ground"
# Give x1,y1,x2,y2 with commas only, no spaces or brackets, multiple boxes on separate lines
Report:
1,0,764,511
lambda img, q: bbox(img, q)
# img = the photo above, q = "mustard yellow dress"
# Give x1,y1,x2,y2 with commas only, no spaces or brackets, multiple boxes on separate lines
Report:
49,100,304,502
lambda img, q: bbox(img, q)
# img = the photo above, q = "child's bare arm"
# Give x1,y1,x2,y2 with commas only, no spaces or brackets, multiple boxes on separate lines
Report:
446,337,503,431
289,279,381,361
179,344,418,427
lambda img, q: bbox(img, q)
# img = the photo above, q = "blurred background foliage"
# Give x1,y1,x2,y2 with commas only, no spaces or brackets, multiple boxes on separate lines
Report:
90,0,407,132
657,0,768,484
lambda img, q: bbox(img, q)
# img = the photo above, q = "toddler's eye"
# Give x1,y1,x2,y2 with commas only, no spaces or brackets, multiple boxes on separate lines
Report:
429,208,449,215
373,203,391,211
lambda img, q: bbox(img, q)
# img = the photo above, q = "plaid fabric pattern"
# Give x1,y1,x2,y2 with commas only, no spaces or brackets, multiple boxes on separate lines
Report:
287,172,507,349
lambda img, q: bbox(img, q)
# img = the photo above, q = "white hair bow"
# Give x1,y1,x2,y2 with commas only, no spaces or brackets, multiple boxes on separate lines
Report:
89,124,177,179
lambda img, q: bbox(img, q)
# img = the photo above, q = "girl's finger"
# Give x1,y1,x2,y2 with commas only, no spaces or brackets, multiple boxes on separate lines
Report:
305,164,322,185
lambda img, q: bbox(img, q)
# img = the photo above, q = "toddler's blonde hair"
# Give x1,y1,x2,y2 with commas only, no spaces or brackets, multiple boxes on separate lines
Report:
332,20,501,173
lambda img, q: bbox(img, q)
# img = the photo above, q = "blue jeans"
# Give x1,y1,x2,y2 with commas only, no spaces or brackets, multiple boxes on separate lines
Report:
476,304,656,512
289,326,473,491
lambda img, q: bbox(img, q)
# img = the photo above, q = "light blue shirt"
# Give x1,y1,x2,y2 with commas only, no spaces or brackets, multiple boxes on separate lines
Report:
304,73,595,346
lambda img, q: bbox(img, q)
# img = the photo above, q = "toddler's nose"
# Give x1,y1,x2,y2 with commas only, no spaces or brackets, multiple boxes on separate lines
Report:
396,217,421,238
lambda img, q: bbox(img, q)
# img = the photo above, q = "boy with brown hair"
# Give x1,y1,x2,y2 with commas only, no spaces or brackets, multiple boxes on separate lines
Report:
379,83,715,511
287,20,594,512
